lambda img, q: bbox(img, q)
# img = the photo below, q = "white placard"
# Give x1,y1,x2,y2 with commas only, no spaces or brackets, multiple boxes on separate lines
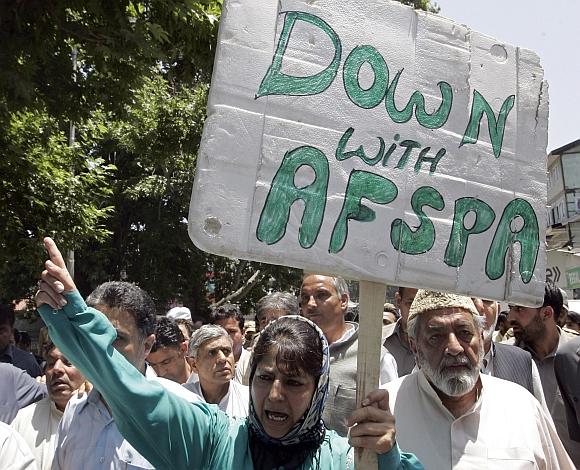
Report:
189,0,549,305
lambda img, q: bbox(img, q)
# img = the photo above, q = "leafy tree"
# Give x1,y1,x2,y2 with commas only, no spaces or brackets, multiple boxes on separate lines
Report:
0,1,221,120
0,0,221,306
0,108,113,302
69,72,301,315
73,73,210,310
0,0,439,311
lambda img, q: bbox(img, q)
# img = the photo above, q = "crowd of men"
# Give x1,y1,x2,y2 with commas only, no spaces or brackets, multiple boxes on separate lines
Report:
1,275,580,469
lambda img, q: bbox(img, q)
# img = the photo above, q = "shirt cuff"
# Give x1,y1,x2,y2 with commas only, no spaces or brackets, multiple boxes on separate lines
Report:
379,442,401,468
37,290,87,319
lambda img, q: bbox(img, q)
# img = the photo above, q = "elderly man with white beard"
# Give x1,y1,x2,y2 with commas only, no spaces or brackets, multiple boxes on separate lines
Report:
382,290,573,469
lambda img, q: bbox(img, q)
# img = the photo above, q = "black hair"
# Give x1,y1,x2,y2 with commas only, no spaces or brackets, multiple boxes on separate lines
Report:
86,281,157,337
543,281,563,321
151,316,185,352
0,304,15,327
209,303,245,330
251,317,322,379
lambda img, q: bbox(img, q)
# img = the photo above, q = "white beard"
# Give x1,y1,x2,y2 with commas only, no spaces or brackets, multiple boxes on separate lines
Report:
418,348,483,397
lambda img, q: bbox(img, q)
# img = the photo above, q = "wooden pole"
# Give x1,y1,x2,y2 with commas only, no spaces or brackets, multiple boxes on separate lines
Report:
355,280,387,469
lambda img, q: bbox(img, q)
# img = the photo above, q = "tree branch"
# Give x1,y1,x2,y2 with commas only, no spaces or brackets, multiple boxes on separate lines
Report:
212,266,270,307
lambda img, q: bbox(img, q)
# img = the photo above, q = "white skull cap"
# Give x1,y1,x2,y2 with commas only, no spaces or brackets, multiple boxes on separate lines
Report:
408,290,478,324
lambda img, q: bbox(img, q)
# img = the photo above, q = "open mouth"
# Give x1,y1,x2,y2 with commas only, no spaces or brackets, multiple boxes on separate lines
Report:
50,380,69,390
265,410,289,422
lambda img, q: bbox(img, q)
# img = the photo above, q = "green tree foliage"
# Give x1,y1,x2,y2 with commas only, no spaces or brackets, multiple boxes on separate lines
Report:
72,72,301,314
73,73,211,310
0,109,113,302
0,0,438,311
0,0,221,120
0,1,221,308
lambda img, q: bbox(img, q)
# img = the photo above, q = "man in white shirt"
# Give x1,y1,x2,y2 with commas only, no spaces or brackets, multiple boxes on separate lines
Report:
52,281,199,470
300,273,398,436
11,343,84,470
147,316,193,384
0,421,37,470
183,324,249,418
209,303,251,384
383,289,573,469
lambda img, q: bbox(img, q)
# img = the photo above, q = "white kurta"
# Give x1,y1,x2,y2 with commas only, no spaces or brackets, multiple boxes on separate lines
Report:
183,379,249,418
0,421,37,470
11,398,62,470
384,371,574,469
234,348,252,384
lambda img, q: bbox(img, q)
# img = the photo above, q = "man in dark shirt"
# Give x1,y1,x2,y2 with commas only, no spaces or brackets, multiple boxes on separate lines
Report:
0,305,42,377
383,286,418,376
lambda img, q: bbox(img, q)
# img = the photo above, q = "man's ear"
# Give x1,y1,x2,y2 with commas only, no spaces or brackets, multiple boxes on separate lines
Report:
179,341,188,355
189,357,199,374
340,293,349,312
542,306,554,321
143,334,156,357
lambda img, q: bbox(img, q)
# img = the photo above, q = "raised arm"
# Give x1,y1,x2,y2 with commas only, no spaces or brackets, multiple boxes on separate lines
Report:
35,237,232,469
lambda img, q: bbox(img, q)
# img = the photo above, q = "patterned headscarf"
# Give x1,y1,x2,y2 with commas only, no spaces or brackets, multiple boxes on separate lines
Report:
247,315,330,447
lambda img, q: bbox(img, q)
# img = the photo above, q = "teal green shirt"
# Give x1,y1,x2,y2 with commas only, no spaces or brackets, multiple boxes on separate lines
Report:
38,292,423,470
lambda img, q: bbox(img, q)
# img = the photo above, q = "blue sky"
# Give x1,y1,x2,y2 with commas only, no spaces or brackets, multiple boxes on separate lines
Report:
437,0,579,152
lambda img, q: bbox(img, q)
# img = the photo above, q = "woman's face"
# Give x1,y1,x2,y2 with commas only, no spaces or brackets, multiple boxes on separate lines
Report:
251,347,316,439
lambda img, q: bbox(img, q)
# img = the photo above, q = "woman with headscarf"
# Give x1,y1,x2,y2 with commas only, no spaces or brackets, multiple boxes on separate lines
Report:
36,238,423,469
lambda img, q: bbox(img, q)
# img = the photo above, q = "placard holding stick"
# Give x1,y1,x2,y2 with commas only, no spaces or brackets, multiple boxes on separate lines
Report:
355,281,388,469
188,0,549,464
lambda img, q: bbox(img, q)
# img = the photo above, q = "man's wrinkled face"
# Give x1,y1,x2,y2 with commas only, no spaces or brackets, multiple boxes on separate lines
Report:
46,346,84,411
413,308,483,397
98,305,155,373
508,305,546,343
191,336,235,387
300,275,347,333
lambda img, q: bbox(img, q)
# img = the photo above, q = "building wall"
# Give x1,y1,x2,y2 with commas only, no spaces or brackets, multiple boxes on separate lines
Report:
548,160,564,202
546,250,580,297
